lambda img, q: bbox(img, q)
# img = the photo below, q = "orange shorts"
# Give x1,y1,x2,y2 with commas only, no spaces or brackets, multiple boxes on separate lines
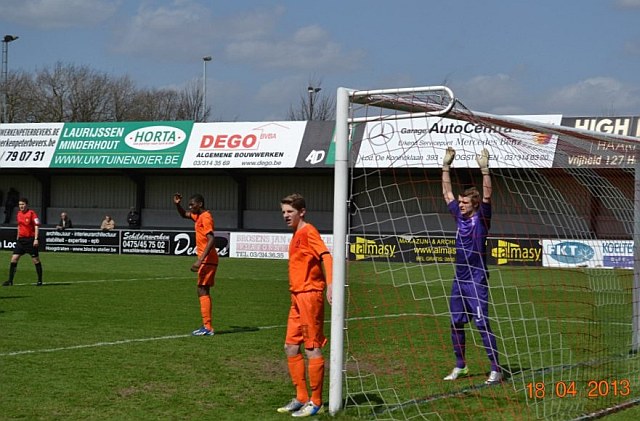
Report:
198,263,217,286
285,290,327,349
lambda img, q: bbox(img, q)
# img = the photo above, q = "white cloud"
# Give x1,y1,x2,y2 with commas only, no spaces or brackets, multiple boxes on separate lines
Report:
111,1,212,58
0,0,121,29
545,77,640,115
452,74,527,114
221,6,285,42
445,74,640,116
255,76,305,105
292,25,326,45
254,77,306,120
624,40,640,55
110,3,364,72
225,24,365,72
615,0,640,9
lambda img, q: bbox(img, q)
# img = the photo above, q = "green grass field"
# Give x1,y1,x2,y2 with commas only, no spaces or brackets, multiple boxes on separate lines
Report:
1,252,639,420
343,262,640,420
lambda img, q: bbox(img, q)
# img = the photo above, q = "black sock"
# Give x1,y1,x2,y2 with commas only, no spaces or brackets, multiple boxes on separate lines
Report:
35,262,43,283
8,262,17,282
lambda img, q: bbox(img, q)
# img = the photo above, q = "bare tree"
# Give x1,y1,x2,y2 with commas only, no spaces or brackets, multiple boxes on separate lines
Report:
124,89,177,121
176,78,205,121
287,80,335,121
19,62,110,122
30,62,69,122
5,70,33,122
108,75,139,122
2,62,217,122
66,65,112,122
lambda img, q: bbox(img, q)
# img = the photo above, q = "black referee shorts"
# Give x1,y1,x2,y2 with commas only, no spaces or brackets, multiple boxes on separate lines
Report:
13,237,39,258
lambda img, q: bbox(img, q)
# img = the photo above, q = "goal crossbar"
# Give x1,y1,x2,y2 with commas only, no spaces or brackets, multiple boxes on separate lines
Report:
350,88,640,146
348,86,456,123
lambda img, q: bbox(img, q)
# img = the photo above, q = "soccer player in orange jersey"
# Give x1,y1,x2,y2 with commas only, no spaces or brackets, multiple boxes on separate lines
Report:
277,193,333,418
173,193,219,336
3,198,43,286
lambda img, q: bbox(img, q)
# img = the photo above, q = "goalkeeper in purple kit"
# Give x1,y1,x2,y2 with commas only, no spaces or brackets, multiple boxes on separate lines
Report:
441,147,502,385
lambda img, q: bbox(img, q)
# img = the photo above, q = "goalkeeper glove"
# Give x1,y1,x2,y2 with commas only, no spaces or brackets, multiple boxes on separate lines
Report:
476,148,490,175
443,147,456,170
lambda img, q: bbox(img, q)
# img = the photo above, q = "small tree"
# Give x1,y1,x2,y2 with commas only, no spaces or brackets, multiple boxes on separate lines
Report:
287,80,335,121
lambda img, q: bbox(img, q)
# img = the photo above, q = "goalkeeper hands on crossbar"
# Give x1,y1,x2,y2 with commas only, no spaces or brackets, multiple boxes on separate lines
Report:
442,147,490,175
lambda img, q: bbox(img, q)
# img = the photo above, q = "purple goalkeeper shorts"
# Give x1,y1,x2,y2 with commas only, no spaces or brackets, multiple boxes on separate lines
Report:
449,278,490,327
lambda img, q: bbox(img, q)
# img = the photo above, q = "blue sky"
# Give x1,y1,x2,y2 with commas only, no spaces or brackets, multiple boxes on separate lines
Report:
1,0,639,122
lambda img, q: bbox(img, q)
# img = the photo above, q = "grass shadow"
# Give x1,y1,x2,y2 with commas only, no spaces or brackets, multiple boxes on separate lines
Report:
216,325,261,335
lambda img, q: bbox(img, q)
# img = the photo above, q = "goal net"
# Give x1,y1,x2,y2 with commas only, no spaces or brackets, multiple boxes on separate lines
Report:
329,86,640,420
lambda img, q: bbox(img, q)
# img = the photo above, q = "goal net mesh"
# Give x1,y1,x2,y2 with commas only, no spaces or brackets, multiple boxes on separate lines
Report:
339,87,639,420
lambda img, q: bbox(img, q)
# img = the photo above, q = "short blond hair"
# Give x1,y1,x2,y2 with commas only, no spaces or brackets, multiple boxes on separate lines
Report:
460,187,480,209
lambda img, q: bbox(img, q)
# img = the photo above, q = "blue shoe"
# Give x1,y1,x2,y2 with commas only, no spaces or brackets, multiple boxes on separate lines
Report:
292,400,323,417
191,326,214,336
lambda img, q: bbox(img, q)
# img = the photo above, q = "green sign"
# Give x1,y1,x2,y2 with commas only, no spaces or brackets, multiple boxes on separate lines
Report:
50,121,193,168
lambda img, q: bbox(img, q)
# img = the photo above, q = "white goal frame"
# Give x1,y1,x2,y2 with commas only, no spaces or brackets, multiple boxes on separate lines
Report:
329,85,640,416
330,86,457,414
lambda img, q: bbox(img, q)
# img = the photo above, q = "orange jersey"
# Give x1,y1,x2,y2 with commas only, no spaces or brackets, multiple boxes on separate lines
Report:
288,223,332,293
191,210,219,265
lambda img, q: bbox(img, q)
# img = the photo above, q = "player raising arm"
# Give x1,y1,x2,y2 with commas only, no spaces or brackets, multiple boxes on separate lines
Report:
173,193,219,336
442,148,502,385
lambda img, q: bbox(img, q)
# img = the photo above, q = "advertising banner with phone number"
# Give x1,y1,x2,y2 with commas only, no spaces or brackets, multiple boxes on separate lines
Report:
0,122,192,169
0,227,230,258
0,121,308,169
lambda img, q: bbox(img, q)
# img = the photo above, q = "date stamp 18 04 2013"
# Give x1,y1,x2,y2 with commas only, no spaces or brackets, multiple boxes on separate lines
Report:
526,379,631,399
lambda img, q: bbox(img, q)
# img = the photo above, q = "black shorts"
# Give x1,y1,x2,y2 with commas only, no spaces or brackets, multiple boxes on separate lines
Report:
13,237,39,258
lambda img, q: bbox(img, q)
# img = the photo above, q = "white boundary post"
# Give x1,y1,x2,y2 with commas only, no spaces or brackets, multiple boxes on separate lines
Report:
633,163,640,353
329,87,350,415
328,85,455,415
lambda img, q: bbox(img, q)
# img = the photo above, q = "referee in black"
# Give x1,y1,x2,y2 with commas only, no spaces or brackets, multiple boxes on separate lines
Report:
3,197,43,286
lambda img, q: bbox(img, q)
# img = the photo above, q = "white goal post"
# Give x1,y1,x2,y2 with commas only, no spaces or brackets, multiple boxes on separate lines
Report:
330,85,640,418
330,86,458,414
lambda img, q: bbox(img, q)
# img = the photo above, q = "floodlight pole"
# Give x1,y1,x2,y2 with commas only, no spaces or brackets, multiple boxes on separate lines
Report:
308,86,321,120
2,34,19,124
202,56,212,122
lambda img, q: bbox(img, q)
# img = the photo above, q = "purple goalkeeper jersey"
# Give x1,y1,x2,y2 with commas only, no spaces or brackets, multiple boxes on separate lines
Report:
448,200,491,283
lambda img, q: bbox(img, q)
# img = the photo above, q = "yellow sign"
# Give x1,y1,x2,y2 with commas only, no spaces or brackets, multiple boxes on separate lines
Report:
350,237,397,260
491,239,541,265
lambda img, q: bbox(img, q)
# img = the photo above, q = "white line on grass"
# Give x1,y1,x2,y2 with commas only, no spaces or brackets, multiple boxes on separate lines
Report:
1,313,631,358
7,276,182,286
1,314,403,357
0,323,287,357
1,335,190,356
